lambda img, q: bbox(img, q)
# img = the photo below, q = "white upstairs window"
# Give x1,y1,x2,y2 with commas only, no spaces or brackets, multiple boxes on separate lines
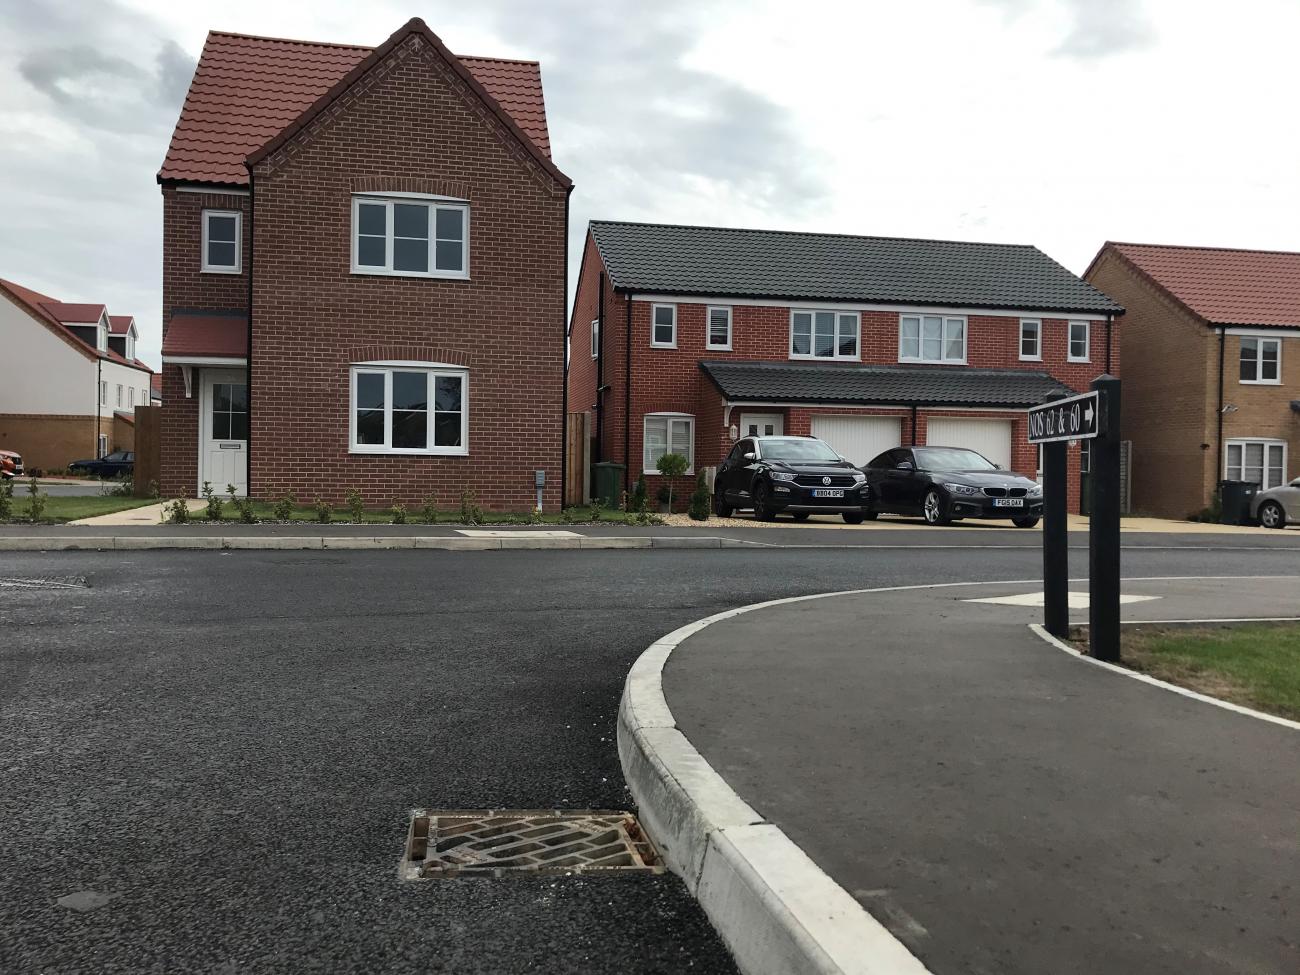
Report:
651,304,677,348
1068,321,1090,362
202,210,242,273
351,195,469,279
1019,319,1041,360
707,306,732,350
791,310,859,359
900,315,965,364
1239,336,1281,384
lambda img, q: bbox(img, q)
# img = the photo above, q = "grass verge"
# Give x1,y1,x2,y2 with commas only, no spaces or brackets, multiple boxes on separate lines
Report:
192,502,657,526
5,496,160,523
1113,624,1300,721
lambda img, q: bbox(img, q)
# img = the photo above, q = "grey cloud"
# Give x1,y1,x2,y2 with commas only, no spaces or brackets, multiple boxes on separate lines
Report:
1053,0,1155,58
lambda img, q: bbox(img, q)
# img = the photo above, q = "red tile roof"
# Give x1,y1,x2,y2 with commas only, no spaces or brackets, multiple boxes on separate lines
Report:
1108,242,1300,328
108,314,135,335
160,22,554,186
0,278,150,373
161,313,248,359
151,373,163,396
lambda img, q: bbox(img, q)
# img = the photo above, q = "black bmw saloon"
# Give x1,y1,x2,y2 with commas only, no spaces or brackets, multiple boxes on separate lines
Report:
862,445,1043,527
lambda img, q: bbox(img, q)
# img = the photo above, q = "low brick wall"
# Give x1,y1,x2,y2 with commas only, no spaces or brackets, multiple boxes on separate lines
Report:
0,413,97,471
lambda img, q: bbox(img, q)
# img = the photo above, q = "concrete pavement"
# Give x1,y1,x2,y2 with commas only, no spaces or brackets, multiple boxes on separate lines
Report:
643,576,1300,975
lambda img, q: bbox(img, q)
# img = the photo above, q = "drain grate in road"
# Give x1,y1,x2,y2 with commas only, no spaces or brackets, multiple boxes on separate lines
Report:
401,809,663,880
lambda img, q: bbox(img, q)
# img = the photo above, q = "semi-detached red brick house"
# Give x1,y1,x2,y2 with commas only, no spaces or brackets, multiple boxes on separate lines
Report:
569,222,1124,514
157,18,571,509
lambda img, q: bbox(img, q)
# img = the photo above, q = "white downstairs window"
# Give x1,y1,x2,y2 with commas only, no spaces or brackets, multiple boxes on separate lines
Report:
350,364,468,455
351,195,469,279
643,413,694,474
1225,439,1286,489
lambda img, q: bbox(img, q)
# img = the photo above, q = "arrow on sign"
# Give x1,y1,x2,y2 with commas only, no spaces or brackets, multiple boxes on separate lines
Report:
1084,403,1094,425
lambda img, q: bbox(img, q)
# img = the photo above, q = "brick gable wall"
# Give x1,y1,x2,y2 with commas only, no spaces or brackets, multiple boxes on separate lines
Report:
244,36,566,510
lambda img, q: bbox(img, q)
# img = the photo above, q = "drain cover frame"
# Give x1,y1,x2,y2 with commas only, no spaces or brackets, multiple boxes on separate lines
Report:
401,808,663,880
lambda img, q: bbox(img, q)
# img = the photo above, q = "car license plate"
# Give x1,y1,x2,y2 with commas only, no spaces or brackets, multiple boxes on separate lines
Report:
812,489,845,498
993,498,1024,507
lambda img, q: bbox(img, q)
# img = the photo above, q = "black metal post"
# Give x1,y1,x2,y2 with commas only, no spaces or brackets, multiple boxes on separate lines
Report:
1089,375,1122,662
1041,400,1069,637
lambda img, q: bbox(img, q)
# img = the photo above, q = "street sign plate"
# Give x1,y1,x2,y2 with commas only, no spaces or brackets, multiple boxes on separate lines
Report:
1027,390,1100,444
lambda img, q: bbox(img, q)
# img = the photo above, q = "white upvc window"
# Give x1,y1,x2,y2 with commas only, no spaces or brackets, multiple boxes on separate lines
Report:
1068,321,1090,362
791,310,859,359
643,413,694,474
349,364,469,455
707,306,732,350
128,388,135,408
591,318,600,359
1239,336,1281,384
126,333,136,359
351,195,469,279
100,380,107,405
651,304,677,348
97,433,108,458
900,314,966,364
202,209,242,273
1019,319,1042,360
1225,439,1287,489
115,384,122,407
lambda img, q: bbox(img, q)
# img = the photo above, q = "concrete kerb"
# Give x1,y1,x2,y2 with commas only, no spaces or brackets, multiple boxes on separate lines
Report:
0,535,753,553
618,592,942,975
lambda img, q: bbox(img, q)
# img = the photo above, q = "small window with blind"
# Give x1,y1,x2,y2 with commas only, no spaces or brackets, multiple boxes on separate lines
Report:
643,413,694,474
706,306,732,350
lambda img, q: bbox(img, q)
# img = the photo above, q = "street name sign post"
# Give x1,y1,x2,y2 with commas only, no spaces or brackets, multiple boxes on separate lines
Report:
1027,378,1120,662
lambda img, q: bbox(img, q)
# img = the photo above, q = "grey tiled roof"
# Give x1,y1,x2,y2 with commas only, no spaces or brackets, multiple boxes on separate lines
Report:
700,360,1076,408
591,221,1122,314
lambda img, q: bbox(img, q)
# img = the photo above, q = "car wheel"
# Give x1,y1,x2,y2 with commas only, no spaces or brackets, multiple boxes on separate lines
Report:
922,489,951,526
791,512,810,521
1259,501,1286,529
842,513,865,525
1012,516,1040,529
752,481,777,521
713,492,734,518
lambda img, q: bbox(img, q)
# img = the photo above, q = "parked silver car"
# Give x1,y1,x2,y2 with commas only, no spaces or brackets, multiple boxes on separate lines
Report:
1251,477,1300,529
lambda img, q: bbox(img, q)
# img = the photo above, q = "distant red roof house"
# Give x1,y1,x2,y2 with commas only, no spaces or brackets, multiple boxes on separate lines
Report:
1086,242,1300,519
156,18,570,507
159,27,553,186
0,277,153,469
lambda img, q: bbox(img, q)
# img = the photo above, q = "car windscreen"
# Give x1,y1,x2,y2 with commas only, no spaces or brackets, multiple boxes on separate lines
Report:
914,447,997,471
759,439,841,463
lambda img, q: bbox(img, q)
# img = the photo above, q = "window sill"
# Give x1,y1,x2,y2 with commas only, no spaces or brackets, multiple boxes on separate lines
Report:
1067,356,1091,364
790,354,861,362
645,469,695,477
1018,355,1043,362
350,446,469,456
1239,379,1282,386
898,357,967,366
650,342,678,350
350,267,470,281
201,267,242,275
707,344,733,353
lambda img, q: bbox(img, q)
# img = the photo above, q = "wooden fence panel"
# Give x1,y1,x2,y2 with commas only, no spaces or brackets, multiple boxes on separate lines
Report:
564,411,591,507
133,405,161,497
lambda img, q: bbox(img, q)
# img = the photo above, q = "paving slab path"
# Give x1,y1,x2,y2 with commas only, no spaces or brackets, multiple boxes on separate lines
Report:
663,576,1300,975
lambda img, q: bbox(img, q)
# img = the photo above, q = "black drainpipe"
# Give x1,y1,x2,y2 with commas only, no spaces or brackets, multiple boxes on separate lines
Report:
910,404,918,445
1215,326,1226,488
1104,314,1113,374
560,185,572,511
244,169,255,500
595,272,605,463
624,293,633,494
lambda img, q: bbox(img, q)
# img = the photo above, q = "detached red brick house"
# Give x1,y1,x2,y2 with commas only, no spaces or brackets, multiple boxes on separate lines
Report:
1087,242,1300,518
157,18,571,507
569,222,1123,512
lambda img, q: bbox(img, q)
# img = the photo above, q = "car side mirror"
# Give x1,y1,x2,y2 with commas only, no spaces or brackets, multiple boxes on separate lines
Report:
743,452,756,462
896,461,914,471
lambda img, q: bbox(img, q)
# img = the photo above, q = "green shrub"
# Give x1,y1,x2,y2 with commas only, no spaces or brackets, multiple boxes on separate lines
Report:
202,481,223,521
631,475,648,511
345,488,364,523
459,486,484,525
273,492,296,521
421,494,438,524
0,478,12,520
148,479,160,499
688,471,711,521
165,497,189,523
588,497,605,522
26,479,46,523
560,506,579,524
313,497,331,523
390,501,407,525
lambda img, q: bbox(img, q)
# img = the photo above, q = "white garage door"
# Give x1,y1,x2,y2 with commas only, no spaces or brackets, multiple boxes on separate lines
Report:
926,417,1013,470
811,416,903,466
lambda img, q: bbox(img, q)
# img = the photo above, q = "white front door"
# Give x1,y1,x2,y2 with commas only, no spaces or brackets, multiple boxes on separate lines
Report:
740,413,783,438
200,368,248,496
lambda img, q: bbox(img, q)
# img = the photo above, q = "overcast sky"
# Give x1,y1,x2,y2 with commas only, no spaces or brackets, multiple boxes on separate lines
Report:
3,0,1298,369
